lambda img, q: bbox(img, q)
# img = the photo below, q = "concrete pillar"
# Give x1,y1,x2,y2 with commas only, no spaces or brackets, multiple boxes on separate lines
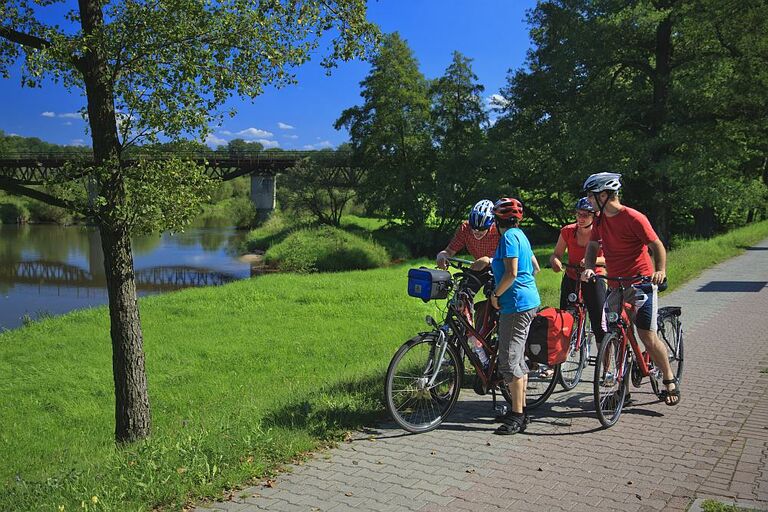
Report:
250,174,276,222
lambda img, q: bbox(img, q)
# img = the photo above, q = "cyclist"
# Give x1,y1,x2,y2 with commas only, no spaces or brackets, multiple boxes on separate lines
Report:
549,197,607,345
580,172,680,406
489,197,541,434
436,199,500,273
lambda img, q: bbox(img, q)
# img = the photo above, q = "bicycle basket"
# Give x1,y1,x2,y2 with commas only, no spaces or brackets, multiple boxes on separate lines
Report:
407,267,453,302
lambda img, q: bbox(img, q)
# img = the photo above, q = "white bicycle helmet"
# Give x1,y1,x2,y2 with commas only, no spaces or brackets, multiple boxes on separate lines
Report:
468,199,495,230
583,172,622,193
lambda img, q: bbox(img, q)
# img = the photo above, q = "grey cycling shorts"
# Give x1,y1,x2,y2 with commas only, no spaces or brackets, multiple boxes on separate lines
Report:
497,307,538,381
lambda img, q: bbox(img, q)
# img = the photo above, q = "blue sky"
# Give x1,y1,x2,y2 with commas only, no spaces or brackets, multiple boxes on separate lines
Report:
0,0,538,150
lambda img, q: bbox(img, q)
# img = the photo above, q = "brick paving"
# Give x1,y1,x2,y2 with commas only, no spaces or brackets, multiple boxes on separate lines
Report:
197,240,768,512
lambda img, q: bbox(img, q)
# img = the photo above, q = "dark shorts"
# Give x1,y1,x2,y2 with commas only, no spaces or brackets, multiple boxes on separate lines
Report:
605,283,658,332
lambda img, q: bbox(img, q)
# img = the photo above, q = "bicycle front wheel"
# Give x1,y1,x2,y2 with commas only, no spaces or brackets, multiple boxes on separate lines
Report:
559,313,589,390
384,333,463,433
593,331,630,428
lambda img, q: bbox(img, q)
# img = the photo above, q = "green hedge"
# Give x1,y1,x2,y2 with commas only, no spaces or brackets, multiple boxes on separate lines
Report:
264,225,390,272
0,199,30,224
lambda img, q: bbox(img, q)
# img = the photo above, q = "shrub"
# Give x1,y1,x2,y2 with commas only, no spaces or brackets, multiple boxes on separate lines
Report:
242,212,295,252
0,199,30,224
264,226,390,272
196,197,256,228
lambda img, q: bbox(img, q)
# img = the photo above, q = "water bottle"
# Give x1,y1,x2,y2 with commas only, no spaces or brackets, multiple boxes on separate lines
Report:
470,336,489,368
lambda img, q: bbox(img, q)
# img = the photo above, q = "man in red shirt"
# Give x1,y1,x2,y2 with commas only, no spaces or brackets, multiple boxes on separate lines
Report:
581,172,680,406
436,199,500,272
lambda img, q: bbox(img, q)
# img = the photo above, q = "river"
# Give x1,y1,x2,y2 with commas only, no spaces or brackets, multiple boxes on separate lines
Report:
0,224,257,330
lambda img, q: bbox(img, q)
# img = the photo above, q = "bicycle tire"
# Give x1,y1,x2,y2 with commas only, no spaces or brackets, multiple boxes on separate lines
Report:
497,363,560,410
593,331,630,428
558,312,589,390
384,333,463,433
650,313,684,398
524,360,560,409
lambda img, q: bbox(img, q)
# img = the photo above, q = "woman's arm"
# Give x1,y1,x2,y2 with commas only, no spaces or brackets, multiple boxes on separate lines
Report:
549,234,567,273
489,257,518,309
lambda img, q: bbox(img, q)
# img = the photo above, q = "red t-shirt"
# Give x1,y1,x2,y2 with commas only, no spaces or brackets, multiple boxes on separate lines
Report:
447,221,500,259
591,207,658,279
561,224,604,280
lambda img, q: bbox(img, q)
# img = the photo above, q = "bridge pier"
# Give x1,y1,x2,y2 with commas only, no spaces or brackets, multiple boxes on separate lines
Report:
250,175,276,222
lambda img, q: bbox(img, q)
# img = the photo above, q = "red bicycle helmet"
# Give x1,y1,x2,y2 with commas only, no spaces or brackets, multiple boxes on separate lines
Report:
493,197,523,220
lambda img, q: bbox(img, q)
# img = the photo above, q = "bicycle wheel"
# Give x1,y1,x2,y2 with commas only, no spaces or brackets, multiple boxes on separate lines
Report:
650,313,684,397
558,312,589,390
593,331,630,428
524,359,560,409
384,333,463,433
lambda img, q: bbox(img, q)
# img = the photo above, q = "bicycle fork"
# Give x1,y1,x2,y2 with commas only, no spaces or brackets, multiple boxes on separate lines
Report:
426,327,450,388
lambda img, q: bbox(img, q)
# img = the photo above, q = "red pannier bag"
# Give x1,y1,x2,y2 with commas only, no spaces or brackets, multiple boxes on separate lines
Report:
525,307,575,366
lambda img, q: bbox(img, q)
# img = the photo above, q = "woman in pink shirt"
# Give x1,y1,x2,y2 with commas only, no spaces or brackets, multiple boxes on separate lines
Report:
549,198,607,345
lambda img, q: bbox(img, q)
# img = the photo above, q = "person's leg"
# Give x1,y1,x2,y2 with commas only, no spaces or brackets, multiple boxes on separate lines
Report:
633,284,679,405
496,308,537,434
583,278,607,345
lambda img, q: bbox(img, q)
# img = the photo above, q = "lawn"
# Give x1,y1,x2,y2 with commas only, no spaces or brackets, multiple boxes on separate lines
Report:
1,220,767,511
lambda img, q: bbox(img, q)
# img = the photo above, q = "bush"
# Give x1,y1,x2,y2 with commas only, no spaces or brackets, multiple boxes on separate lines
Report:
264,226,390,272
196,197,256,228
0,199,30,224
25,200,74,225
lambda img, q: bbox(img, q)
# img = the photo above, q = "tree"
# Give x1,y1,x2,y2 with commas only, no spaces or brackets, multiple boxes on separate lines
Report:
0,0,377,443
279,149,364,226
492,0,768,242
430,51,489,233
335,32,433,227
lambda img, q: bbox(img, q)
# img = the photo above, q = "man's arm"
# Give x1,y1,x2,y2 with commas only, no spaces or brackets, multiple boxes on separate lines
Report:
647,238,667,285
580,241,600,281
436,247,457,269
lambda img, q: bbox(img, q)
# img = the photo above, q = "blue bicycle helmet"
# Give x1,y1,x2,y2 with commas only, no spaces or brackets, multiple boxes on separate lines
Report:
575,197,595,212
468,200,495,230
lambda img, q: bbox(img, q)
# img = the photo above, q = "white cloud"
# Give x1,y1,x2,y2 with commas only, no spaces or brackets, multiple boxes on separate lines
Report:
488,94,509,108
58,112,83,119
256,139,279,149
277,122,295,130
282,134,299,140
205,133,228,148
63,121,73,126
302,140,333,150
69,139,87,146
236,127,273,139
41,111,55,118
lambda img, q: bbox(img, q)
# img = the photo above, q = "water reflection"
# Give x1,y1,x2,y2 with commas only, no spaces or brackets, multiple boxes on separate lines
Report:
0,225,253,330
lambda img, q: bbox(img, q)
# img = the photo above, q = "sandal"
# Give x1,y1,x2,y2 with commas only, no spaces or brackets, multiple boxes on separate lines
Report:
494,414,526,435
659,378,681,406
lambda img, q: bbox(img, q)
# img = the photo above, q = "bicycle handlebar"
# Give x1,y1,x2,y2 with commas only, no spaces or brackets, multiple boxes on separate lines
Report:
446,256,475,267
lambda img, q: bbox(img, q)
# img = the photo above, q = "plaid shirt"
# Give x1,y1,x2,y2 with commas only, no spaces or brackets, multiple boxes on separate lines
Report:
447,221,500,259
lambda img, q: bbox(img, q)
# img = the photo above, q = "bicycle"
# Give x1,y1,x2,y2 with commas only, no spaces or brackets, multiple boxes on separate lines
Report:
592,274,684,428
384,257,560,433
557,263,601,390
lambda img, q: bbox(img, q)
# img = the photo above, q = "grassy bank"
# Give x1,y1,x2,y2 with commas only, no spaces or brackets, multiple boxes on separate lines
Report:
1,220,767,511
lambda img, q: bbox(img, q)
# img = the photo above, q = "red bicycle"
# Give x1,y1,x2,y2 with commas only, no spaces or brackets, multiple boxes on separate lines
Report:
592,274,684,427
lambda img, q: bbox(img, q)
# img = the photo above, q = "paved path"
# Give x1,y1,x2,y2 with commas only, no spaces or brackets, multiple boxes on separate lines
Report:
199,240,768,512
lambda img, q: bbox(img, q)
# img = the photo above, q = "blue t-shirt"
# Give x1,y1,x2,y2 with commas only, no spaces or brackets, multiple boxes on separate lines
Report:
491,228,541,314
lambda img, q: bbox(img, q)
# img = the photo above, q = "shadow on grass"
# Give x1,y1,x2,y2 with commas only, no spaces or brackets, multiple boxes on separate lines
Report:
260,374,386,438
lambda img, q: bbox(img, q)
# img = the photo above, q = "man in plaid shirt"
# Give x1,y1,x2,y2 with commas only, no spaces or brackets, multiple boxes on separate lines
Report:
436,200,500,272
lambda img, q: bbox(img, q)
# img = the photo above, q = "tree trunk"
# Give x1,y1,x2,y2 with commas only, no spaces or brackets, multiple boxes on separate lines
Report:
79,0,151,443
100,223,152,443
693,208,716,238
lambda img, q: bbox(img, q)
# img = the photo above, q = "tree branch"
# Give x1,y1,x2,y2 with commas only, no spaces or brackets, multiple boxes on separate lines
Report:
0,26,87,73
0,177,90,215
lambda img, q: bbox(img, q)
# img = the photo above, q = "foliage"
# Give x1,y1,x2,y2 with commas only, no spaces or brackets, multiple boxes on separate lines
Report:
264,225,390,272
335,32,434,227
242,211,296,252
278,155,364,226
0,197,30,224
490,0,768,242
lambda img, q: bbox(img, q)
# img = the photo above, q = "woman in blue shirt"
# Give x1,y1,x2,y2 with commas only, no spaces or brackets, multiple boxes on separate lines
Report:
489,197,541,435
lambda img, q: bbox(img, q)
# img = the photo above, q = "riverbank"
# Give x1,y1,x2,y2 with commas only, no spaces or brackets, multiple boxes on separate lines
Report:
2,220,767,511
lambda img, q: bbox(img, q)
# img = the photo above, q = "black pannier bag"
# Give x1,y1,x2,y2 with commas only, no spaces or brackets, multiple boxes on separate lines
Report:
407,267,452,302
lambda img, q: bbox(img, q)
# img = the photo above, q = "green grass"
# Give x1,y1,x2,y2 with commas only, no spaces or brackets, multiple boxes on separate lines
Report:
699,499,758,512
1,220,767,511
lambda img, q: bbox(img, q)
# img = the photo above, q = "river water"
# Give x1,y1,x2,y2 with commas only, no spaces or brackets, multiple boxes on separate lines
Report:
0,224,256,330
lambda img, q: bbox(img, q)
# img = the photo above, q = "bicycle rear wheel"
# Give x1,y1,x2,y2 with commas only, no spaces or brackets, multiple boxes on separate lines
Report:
384,333,462,433
559,312,589,390
650,313,684,398
523,359,560,409
593,331,630,428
